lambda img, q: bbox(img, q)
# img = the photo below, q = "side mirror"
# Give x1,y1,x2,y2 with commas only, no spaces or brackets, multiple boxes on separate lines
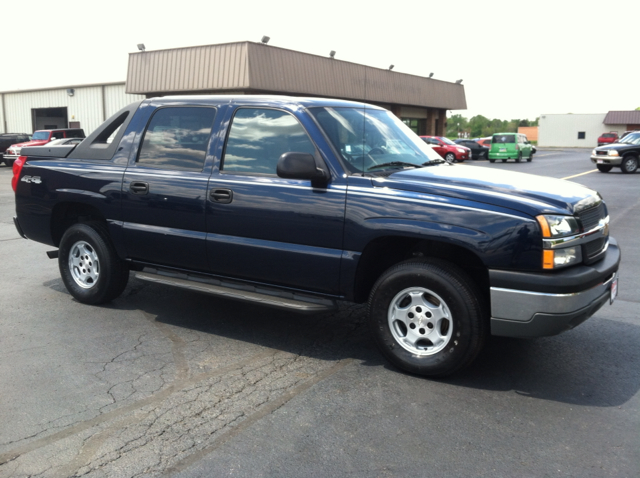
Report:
277,152,328,183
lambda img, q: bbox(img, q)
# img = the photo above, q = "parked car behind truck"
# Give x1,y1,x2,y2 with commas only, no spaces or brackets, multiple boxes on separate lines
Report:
4,128,84,167
12,96,620,377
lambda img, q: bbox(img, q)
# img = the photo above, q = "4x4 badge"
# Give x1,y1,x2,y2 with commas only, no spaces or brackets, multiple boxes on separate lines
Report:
21,175,42,184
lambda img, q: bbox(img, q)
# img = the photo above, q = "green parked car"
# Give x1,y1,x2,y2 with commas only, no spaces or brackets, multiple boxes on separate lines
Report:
488,133,534,163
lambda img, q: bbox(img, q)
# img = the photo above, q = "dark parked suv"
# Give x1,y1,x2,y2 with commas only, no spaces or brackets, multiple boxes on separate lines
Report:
1,133,30,165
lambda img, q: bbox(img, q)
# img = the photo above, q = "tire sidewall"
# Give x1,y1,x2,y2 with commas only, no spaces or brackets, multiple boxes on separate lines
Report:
59,223,116,304
369,262,480,376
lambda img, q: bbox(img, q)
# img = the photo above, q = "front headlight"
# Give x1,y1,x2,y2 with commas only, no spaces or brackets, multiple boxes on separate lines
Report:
536,215,580,238
456,148,465,153
536,215,582,269
591,149,596,155
542,246,582,269
608,150,619,157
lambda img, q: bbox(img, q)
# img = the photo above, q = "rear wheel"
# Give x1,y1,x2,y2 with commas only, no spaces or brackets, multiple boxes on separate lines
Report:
59,222,129,304
597,164,613,173
368,259,487,377
489,159,495,163
621,156,638,174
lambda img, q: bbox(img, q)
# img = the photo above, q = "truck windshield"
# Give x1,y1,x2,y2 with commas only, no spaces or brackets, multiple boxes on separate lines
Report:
619,133,640,145
309,107,443,174
31,132,50,140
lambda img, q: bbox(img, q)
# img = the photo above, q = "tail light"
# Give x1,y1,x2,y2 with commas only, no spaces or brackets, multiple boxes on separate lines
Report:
11,156,27,192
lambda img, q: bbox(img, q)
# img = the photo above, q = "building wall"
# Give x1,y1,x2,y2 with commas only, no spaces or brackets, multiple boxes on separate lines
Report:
518,126,538,141
538,114,609,148
0,83,144,135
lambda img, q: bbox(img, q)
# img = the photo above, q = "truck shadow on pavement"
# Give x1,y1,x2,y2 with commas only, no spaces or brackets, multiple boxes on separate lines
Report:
46,276,640,409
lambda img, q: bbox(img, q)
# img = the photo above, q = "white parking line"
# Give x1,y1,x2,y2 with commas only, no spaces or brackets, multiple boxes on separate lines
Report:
562,170,598,180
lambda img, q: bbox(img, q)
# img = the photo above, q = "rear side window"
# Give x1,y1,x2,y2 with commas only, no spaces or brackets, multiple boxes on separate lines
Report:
493,135,516,144
222,108,315,175
66,130,85,138
137,107,216,171
602,133,616,138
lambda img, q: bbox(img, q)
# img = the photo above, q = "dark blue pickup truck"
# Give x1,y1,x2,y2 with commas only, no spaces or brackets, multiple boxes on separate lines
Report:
11,96,620,376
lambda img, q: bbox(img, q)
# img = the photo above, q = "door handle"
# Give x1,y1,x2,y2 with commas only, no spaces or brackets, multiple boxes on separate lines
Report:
130,181,149,195
210,188,233,204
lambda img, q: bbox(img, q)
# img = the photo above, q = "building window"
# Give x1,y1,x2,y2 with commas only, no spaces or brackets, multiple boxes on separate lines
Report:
402,118,419,134
578,132,586,139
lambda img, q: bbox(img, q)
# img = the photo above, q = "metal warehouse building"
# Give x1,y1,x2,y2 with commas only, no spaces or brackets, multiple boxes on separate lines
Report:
0,83,144,136
1,41,466,137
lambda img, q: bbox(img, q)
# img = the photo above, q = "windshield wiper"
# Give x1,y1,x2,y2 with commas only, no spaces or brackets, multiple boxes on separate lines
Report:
367,161,422,171
422,159,446,166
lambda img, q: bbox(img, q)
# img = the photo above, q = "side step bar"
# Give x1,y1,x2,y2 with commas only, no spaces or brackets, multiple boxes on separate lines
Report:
134,269,337,313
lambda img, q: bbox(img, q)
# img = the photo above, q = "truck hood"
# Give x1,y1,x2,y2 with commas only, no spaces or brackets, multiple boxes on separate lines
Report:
10,139,48,148
375,164,599,217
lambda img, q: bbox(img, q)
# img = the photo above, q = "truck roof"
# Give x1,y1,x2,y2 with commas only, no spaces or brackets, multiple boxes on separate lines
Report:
143,95,383,110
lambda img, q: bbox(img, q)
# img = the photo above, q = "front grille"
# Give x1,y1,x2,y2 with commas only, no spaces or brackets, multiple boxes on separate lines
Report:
577,203,605,232
596,151,608,156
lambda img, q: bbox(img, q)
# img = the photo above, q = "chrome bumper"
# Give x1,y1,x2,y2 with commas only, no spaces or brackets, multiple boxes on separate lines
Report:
489,239,620,338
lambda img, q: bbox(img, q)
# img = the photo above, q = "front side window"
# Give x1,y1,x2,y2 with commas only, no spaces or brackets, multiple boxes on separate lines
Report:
138,107,216,171
310,107,442,174
222,108,316,175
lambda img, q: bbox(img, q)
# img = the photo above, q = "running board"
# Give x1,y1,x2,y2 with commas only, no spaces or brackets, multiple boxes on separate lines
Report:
134,269,337,313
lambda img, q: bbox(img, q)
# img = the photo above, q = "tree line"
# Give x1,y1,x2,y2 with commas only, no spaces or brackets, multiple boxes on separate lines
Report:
447,114,539,138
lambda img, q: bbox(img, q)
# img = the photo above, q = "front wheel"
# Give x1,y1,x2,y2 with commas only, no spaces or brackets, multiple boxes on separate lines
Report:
4,157,14,167
59,222,129,304
597,164,613,173
621,156,638,174
368,259,487,377
444,153,456,163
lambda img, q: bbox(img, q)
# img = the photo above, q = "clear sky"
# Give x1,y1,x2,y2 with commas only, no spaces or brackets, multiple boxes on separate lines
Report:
5,0,639,121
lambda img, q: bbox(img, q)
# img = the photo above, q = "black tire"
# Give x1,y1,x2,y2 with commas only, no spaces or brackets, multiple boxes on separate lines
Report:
526,154,532,162
597,164,612,173
620,156,638,174
501,159,507,163
368,259,487,377
58,222,129,304
4,157,14,167
489,158,495,163
444,153,456,163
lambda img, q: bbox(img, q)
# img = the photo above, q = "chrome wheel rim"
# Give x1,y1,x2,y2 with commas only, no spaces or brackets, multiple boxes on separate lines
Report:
388,287,453,356
624,158,637,172
69,240,100,289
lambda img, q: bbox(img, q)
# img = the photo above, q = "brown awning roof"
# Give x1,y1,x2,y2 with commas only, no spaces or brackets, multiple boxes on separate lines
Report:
603,111,640,125
126,41,466,110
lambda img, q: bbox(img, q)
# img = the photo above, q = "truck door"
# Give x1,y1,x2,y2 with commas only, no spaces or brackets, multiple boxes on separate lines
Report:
121,106,218,271
205,107,346,295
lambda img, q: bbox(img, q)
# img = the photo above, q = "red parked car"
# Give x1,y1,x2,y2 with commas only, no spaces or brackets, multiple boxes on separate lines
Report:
3,128,85,166
420,136,470,162
597,132,618,146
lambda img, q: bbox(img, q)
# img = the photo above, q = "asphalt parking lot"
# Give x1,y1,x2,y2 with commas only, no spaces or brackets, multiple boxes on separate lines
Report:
0,149,638,478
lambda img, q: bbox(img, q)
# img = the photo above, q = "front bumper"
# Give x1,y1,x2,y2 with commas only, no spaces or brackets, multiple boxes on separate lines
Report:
590,154,622,166
489,238,621,338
